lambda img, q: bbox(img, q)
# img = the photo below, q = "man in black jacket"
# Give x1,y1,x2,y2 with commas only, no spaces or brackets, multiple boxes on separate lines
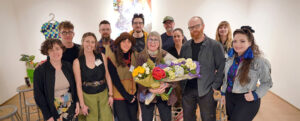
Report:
180,16,225,121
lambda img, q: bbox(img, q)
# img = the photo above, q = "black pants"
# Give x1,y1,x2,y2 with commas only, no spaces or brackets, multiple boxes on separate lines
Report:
182,88,216,121
226,92,260,121
140,97,171,121
113,100,138,121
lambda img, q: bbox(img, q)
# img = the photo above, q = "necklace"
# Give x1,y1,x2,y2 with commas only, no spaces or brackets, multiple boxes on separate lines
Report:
148,50,158,57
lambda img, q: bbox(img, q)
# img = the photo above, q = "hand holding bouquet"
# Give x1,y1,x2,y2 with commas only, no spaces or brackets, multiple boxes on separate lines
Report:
132,58,201,105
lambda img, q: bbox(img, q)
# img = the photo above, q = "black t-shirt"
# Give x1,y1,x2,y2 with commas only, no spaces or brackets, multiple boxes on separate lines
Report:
186,40,203,89
134,36,145,52
161,32,174,51
62,43,80,64
167,47,179,58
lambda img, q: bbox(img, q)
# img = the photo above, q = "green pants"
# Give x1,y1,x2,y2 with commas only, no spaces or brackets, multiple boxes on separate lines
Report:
79,89,113,121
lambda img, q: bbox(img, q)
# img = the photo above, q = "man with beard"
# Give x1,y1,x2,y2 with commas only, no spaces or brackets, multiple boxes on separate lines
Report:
180,16,225,121
129,13,148,52
58,21,80,64
161,16,175,51
98,20,114,53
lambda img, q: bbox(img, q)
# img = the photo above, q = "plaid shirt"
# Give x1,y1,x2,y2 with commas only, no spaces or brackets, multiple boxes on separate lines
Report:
98,39,114,53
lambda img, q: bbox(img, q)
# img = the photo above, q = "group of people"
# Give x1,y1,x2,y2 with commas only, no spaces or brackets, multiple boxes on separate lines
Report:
34,13,273,121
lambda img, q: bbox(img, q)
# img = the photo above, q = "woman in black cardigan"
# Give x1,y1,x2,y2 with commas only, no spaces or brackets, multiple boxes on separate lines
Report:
34,39,79,121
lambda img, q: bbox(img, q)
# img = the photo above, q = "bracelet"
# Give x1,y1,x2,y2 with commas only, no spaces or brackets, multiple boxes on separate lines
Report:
108,94,113,97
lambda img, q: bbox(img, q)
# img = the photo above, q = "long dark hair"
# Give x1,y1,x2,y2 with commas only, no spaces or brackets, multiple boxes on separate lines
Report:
79,32,98,57
114,32,136,67
233,26,261,86
173,28,187,44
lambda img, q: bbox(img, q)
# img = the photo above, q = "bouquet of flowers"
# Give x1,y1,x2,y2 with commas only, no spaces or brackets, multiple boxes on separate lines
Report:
158,58,201,82
132,58,201,105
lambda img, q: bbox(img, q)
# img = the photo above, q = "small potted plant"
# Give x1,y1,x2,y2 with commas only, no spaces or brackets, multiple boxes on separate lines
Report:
19,54,38,83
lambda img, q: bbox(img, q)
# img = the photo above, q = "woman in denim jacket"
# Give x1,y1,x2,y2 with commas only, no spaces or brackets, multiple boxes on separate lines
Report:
220,26,273,121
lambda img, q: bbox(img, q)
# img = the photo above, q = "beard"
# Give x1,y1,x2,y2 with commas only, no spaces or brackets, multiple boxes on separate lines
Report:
135,29,142,33
101,34,111,42
166,27,173,32
190,30,203,40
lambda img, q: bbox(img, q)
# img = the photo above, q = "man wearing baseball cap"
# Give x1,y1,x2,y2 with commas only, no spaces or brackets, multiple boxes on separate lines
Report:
161,16,175,51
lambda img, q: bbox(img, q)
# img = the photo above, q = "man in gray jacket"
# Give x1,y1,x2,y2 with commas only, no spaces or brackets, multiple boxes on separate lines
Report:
180,16,225,121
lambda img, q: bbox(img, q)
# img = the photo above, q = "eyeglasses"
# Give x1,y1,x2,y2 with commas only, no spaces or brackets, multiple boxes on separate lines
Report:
61,31,74,35
133,22,143,25
164,21,174,25
148,38,159,43
100,28,110,31
188,24,201,31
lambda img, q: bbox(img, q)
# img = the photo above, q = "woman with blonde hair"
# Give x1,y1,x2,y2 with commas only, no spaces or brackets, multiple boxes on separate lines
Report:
216,21,233,54
136,31,177,121
73,32,113,121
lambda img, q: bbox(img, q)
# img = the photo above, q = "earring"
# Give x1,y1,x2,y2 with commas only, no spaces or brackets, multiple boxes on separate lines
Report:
244,47,254,59
228,48,234,58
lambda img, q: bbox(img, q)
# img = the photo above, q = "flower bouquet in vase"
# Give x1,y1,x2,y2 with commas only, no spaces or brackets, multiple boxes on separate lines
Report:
19,54,38,84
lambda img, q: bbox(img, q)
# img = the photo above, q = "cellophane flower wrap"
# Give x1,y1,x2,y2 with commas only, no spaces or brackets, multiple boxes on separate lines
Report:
132,58,201,105
161,58,201,82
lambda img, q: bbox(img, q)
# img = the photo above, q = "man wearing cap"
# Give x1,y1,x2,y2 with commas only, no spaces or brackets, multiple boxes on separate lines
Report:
161,16,175,51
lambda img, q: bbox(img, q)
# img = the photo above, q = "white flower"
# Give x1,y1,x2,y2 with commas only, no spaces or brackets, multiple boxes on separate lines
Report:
185,61,197,70
163,67,171,72
95,59,102,66
186,58,193,63
142,63,148,68
134,77,139,81
138,74,142,77
168,71,176,79
174,65,184,77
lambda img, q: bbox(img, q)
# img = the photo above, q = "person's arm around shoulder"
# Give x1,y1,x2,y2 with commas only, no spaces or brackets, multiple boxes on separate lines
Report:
102,53,114,108
73,58,89,116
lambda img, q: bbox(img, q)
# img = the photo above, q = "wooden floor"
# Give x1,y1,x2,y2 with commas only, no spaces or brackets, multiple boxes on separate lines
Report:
1,91,300,121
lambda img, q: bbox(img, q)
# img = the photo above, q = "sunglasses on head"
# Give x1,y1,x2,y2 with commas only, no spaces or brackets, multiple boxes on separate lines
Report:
133,13,144,18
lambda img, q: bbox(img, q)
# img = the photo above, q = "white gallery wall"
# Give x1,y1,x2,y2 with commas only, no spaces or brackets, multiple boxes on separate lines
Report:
0,0,299,109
